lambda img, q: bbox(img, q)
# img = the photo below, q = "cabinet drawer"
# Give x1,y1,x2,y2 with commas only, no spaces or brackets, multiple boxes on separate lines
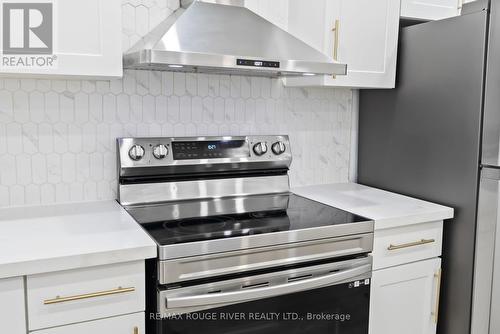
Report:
27,261,145,330
372,221,443,270
31,312,144,334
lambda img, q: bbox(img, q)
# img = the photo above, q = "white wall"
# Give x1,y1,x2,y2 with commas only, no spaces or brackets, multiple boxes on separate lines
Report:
0,0,356,207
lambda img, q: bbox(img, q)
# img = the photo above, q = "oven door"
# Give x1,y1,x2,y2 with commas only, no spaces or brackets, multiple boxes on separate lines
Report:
154,257,371,334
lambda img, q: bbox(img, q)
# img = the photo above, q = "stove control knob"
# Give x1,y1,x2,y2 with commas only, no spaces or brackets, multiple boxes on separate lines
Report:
253,142,268,156
271,141,286,155
153,144,168,159
128,145,145,161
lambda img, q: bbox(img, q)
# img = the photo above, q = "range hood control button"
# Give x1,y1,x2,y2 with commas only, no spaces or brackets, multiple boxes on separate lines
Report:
153,144,168,159
253,142,268,156
129,145,145,161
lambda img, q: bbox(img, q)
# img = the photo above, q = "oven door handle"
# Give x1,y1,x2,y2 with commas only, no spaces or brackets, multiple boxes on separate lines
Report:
165,263,371,311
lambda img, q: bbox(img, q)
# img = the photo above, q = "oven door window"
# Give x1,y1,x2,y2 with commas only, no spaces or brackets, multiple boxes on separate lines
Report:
158,281,370,334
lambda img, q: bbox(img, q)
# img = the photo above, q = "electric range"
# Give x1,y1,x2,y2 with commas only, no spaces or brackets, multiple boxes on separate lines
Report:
117,135,374,334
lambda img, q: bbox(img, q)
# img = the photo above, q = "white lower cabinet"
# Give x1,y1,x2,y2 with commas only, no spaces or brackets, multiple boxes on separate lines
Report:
0,277,26,334
31,312,144,334
369,220,444,334
372,221,443,270
1,261,147,334
27,261,145,330
369,258,441,334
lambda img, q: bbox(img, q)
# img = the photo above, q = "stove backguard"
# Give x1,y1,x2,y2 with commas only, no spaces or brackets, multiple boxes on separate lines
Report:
117,135,292,206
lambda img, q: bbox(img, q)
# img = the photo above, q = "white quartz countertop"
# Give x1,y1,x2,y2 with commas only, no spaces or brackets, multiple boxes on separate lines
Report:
293,183,454,230
0,200,157,279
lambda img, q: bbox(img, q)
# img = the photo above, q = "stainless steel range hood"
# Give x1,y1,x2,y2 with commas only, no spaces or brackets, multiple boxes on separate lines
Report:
123,1,347,77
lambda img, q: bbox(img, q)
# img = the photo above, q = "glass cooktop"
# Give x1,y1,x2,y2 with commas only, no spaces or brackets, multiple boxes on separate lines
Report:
125,194,370,246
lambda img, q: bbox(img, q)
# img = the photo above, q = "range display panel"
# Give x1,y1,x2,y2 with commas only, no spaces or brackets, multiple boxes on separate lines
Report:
172,140,250,160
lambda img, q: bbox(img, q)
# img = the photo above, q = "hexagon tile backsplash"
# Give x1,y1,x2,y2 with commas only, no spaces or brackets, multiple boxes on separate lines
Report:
0,0,354,208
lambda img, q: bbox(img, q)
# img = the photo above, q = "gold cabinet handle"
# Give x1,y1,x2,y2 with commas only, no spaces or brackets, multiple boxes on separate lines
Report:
431,268,442,323
332,19,340,61
331,19,340,79
387,238,435,251
133,326,139,334
44,286,135,305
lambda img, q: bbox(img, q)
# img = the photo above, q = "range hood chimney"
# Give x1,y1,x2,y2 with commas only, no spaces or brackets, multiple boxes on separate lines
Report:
124,1,347,77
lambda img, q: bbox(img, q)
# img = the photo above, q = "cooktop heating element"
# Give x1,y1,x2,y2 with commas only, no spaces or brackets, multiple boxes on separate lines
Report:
126,193,367,247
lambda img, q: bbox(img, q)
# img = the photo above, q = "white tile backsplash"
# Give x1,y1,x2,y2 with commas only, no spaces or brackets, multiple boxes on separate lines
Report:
0,0,355,208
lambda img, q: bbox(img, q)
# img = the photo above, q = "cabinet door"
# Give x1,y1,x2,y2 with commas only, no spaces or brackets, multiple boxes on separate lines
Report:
0,0,122,78
0,277,26,334
286,0,331,53
333,0,400,88
401,0,460,20
245,0,289,30
286,0,401,88
369,258,441,334
32,312,144,334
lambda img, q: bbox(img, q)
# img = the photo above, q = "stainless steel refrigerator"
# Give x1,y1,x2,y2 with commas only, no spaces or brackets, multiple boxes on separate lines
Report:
358,0,499,333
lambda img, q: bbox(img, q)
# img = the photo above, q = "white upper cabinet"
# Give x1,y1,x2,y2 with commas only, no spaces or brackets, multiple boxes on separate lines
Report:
401,0,461,20
285,0,401,88
0,0,122,79
244,0,289,30
286,0,328,53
